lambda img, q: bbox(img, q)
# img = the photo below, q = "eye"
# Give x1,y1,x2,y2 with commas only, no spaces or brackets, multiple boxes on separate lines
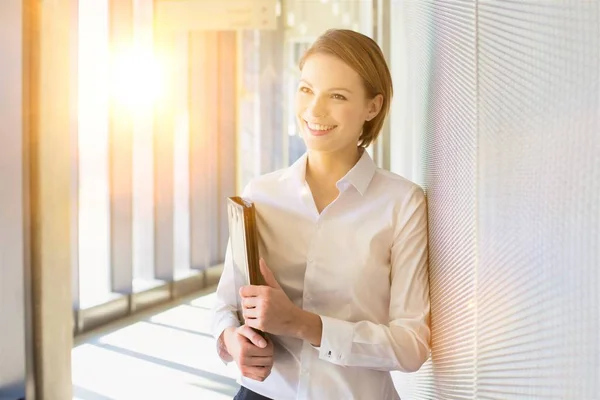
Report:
299,86,312,94
332,93,347,100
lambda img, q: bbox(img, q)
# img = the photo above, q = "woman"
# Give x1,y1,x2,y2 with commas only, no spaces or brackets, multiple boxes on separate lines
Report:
212,29,430,400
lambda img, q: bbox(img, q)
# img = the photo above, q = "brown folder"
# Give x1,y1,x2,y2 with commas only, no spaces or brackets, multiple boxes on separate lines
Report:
227,197,266,336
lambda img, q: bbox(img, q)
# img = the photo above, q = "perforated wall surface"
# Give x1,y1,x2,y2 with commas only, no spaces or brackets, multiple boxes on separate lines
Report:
392,1,599,399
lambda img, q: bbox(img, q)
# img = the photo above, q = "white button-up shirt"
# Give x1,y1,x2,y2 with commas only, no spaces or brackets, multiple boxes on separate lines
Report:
212,150,431,400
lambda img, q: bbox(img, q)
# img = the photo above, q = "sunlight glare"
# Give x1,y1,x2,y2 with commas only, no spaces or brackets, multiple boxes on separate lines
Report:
111,47,165,113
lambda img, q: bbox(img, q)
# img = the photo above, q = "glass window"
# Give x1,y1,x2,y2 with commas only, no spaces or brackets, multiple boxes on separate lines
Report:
172,32,192,280
132,0,159,287
78,0,112,308
282,0,374,166
389,1,423,184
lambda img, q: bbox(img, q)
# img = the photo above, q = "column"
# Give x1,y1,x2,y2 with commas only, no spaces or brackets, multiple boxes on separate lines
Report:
29,0,78,397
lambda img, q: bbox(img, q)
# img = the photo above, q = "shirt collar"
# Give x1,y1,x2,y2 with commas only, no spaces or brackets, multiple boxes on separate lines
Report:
340,149,377,195
281,149,377,196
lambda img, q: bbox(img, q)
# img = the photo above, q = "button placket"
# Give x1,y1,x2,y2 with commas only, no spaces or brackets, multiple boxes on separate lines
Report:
304,219,321,305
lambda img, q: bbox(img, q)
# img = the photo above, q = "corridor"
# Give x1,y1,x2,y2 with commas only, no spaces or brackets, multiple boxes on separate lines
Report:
72,289,239,400
2,0,599,398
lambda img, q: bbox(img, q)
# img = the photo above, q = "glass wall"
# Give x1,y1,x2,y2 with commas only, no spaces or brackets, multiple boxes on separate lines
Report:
74,0,379,332
78,0,112,308
171,32,192,281
131,0,157,287
282,0,373,165
74,0,238,333
388,0,429,185
237,0,374,191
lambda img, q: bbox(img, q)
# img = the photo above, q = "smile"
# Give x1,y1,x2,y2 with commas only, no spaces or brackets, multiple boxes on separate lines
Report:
305,120,337,136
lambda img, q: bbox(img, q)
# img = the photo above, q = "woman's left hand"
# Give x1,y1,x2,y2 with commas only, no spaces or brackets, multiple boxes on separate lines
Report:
239,259,301,337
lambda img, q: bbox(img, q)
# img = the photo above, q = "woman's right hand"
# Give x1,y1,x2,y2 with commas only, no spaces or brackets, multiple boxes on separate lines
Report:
223,325,274,382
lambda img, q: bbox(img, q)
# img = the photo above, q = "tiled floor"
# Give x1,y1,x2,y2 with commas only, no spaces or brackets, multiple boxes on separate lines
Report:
72,289,240,400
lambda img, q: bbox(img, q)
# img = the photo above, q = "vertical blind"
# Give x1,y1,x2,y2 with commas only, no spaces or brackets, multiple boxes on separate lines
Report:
392,1,600,399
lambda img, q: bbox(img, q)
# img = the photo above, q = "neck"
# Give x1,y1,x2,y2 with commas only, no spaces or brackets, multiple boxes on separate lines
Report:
305,146,362,184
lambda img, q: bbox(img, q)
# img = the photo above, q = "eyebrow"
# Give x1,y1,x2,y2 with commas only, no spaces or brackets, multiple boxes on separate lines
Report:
299,79,353,94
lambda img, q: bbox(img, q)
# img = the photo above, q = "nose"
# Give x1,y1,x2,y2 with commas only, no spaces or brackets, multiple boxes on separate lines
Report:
306,96,328,118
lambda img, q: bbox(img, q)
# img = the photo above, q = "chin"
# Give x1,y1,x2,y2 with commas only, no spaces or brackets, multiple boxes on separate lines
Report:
303,138,351,154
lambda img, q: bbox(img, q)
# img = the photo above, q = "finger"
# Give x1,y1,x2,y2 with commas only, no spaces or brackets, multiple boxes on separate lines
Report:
260,258,281,289
258,365,273,380
239,285,264,298
241,367,271,382
244,373,265,382
241,355,273,367
243,306,259,319
242,338,274,358
244,317,263,333
242,297,258,309
237,325,267,348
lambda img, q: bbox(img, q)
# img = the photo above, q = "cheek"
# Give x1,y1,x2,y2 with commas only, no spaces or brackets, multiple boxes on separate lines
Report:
336,106,365,128
295,94,308,116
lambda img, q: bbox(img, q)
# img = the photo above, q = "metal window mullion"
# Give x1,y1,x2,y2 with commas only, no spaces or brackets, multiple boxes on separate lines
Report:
189,31,211,273
109,0,134,297
217,31,237,261
153,28,176,284
373,0,391,171
206,31,220,266
70,0,82,333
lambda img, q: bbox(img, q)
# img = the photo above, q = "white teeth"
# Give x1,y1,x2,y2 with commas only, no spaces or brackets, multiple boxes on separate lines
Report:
307,122,335,131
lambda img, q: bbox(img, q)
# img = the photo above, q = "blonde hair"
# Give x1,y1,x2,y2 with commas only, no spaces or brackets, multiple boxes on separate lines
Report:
299,29,393,148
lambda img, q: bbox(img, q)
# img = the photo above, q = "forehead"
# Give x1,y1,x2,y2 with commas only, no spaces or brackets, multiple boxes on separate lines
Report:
300,53,363,90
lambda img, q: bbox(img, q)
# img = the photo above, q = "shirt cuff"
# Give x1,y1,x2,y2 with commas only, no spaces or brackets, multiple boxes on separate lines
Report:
213,316,241,364
317,315,355,364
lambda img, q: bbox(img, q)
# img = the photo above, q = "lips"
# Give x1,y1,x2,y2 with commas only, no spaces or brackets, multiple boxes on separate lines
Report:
305,120,337,136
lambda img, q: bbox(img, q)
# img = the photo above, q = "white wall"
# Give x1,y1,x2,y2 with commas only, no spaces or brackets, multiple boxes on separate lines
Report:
0,1,27,398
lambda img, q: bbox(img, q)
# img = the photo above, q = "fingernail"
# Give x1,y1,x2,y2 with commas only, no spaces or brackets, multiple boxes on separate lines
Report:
258,339,267,348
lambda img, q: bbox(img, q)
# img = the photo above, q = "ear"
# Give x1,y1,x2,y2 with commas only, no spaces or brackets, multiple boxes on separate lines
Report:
366,94,384,122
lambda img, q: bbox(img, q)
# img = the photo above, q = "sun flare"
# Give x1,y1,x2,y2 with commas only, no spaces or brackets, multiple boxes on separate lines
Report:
110,47,165,113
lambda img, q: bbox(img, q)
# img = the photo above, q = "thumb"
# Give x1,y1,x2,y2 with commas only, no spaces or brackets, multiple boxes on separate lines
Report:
260,258,281,289
238,325,267,348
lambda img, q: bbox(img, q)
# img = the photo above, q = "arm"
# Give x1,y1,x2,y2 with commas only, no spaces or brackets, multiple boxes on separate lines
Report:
213,238,275,382
211,240,242,362
295,186,431,372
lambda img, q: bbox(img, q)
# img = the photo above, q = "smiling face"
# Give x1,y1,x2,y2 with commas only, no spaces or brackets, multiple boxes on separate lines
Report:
295,52,382,154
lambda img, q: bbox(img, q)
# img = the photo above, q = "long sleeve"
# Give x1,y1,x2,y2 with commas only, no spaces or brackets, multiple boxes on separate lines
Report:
211,239,241,363
210,183,253,363
316,186,431,372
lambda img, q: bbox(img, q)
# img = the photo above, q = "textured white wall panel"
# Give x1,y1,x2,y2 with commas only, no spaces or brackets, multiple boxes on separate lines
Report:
394,1,478,399
391,1,599,398
477,1,600,399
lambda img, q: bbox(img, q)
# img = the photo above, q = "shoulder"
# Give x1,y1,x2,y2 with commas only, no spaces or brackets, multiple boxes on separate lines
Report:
242,165,293,198
373,170,427,236
371,168,426,205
